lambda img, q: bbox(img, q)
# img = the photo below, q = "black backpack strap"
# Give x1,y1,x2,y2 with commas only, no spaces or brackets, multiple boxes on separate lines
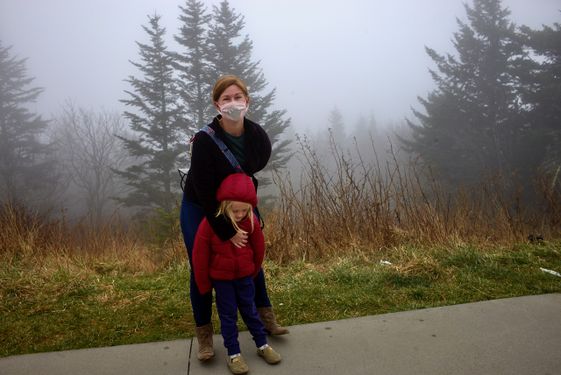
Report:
179,125,243,191
202,125,265,228
181,125,265,228
200,125,244,172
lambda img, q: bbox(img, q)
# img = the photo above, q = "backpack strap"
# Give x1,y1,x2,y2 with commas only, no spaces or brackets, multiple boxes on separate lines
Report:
184,124,265,229
200,125,244,173
180,124,243,191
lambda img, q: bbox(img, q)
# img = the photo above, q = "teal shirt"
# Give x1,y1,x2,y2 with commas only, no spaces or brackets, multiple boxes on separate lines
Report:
223,132,246,167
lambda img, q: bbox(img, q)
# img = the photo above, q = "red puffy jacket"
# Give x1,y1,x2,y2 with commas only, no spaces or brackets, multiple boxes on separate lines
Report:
192,214,265,295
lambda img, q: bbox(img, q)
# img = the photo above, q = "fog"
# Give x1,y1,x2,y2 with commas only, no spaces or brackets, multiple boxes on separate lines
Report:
1,0,559,132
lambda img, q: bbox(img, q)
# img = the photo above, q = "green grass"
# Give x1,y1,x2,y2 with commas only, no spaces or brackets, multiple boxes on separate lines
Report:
1,241,560,357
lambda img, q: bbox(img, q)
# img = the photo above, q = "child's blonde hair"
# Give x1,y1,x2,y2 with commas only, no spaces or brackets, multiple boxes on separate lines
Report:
216,200,254,233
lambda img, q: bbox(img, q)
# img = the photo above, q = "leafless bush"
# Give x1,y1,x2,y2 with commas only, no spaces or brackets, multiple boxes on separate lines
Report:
0,203,184,273
52,103,132,228
3,131,559,268
264,133,561,263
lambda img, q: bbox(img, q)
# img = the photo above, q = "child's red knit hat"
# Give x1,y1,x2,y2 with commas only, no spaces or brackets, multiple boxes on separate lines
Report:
216,173,258,207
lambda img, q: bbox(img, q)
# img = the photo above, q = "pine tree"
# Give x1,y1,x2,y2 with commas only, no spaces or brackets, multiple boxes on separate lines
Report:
173,0,213,133
0,41,56,208
520,20,561,178
207,0,292,181
115,14,185,213
351,113,383,165
328,107,346,143
402,0,529,188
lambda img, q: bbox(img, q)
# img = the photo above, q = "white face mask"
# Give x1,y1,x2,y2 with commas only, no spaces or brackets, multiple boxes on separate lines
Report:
219,101,248,121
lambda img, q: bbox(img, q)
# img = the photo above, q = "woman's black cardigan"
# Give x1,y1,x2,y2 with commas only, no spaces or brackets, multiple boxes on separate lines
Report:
183,116,271,241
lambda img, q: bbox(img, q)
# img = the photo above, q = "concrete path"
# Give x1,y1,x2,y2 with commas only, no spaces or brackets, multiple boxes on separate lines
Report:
1,294,560,375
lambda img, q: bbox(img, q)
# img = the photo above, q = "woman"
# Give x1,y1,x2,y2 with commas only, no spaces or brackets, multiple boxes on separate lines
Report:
180,75,288,362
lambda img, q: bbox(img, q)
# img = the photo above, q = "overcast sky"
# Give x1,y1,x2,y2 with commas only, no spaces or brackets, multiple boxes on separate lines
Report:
1,0,559,133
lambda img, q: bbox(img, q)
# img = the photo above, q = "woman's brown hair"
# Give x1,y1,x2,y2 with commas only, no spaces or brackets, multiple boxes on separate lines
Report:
212,75,249,103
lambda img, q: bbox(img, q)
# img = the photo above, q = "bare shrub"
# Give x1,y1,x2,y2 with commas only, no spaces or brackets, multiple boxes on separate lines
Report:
0,203,184,273
264,133,561,263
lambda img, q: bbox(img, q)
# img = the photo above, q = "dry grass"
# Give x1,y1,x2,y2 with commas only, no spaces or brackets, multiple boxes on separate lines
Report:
0,204,186,275
263,135,561,263
1,135,559,270
2,171,561,356
2,137,561,357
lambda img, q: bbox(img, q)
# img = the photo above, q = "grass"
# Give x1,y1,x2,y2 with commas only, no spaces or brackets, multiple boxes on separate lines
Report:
2,241,560,358
2,137,560,358
0,262,192,356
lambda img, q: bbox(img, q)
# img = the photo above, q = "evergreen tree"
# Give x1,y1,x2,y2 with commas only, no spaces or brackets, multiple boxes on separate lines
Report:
402,0,529,188
115,14,185,213
351,113,384,163
328,107,346,143
173,0,213,133
520,19,561,178
0,41,56,208
207,0,292,180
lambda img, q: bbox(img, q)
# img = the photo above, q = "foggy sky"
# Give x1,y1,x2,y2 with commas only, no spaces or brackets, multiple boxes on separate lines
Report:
0,0,559,133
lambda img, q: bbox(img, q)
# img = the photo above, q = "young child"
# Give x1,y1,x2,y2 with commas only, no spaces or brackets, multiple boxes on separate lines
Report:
192,173,282,375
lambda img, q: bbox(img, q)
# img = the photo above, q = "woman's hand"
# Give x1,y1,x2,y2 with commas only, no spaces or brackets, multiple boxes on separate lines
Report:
230,230,248,248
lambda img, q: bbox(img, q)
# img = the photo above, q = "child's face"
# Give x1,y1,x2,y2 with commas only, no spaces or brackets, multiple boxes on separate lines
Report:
229,201,250,222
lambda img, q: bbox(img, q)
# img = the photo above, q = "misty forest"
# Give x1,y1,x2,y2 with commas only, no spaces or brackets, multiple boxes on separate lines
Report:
1,0,561,264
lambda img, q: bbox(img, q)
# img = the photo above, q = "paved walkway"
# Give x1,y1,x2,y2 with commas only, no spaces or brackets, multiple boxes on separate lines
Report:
1,294,560,375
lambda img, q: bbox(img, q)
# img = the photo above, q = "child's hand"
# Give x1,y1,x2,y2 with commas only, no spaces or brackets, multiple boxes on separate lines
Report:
230,230,248,248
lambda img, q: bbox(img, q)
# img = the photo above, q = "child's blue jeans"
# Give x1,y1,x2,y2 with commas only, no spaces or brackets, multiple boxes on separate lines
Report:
213,277,268,355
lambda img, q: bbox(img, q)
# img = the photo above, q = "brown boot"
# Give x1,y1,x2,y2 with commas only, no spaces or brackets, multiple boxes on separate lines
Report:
258,307,289,335
195,323,215,361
